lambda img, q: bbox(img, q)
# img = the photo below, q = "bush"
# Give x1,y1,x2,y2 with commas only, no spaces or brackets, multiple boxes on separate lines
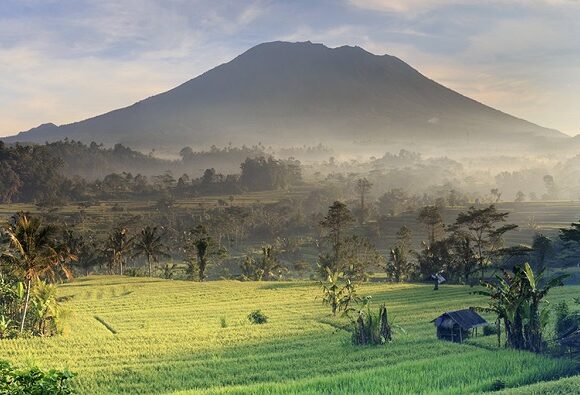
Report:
0,360,75,394
350,298,398,346
248,310,268,324
490,379,506,391
483,324,499,336
555,301,579,338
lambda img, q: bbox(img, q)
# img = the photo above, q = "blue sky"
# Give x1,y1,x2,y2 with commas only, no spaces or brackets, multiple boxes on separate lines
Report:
1,0,579,136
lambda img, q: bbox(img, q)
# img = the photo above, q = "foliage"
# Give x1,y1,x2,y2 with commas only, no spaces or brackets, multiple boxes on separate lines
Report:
318,201,354,277
0,277,577,393
348,297,396,346
319,267,359,316
184,225,225,281
103,227,132,276
240,245,287,281
450,205,518,279
385,226,416,282
0,360,75,394
240,156,302,191
354,178,372,224
0,212,72,333
554,300,580,352
0,143,67,204
417,205,444,246
341,235,383,281
476,262,568,352
248,310,268,324
132,226,169,277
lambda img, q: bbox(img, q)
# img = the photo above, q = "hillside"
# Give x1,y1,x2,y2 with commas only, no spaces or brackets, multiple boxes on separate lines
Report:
6,41,567,154
0,276,577,394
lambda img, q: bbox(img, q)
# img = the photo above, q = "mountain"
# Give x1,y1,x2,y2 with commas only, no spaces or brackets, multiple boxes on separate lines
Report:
5,41,567,153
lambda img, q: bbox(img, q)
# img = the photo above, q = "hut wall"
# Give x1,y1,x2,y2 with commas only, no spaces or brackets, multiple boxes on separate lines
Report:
436,324,470,343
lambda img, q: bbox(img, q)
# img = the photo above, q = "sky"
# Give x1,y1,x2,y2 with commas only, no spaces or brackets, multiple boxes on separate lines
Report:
1,0,580,137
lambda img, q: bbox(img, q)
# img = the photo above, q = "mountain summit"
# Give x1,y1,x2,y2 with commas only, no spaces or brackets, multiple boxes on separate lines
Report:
6,41,566,152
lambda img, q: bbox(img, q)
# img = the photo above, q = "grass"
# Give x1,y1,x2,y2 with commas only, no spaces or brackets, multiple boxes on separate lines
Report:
0,276,578,394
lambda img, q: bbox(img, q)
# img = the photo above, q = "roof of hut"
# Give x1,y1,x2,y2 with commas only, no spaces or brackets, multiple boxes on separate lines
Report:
432,309,488,330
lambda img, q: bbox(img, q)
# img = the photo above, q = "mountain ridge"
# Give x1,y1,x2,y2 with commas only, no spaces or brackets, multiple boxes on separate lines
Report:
4,41,567,153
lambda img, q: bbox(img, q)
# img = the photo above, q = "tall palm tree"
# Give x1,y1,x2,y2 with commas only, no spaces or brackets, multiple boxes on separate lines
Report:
104,227,133,275
0,212,72,333
132,226,169,277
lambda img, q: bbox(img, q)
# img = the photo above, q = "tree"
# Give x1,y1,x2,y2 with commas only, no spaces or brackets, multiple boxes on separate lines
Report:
377,189,409,216
531,233,553,272
104,227,133,275
417,205,444,246
354,178,372,224
476,263,568,352
188,225,226,281
342,235,382,281
0,212,72,333
416,239,451,280
447,230,476,283
320,267,358,316
132,226,170,277
385,226,415,282
188,225,212,281
515,191,526,202
318,201,354,276
450,205,517,279
542,175,559,200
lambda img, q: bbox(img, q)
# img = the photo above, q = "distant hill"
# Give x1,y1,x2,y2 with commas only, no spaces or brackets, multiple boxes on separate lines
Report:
5,41,568,154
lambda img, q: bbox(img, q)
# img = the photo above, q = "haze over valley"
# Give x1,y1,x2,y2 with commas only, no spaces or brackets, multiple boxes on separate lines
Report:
1,2,579,394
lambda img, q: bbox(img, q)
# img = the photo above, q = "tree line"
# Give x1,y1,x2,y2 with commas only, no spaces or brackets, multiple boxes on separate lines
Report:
0,140,302,204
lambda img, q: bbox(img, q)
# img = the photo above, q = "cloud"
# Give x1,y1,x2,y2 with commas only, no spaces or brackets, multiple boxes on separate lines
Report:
348,0,466,14
347,0,580,14
0,0,271,136
1,0,580,137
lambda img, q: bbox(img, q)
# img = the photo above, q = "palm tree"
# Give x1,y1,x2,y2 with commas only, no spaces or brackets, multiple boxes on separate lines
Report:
255,245,286,281
0,212,72,333
132,226,169,277
104,227,132,275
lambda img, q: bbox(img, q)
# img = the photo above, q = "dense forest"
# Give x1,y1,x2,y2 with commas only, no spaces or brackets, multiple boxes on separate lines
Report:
0,140,302,205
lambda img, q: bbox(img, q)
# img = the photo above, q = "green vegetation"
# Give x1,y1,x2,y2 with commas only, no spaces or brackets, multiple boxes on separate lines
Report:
0,277,577,394
247,309,268,325
477,262,568,352
0,360,75,394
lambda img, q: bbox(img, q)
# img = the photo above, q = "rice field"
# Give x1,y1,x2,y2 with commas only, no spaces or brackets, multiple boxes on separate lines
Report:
0,276,578,394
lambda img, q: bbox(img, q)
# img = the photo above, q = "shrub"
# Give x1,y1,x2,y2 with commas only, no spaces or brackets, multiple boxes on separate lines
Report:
0,360,75,394
248,310,268,324
555,301,579,338
483,324,499,336
349,298,401,346
490,379,506,391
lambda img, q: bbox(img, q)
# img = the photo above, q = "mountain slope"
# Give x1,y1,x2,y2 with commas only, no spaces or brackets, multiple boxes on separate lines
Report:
5,41,566,152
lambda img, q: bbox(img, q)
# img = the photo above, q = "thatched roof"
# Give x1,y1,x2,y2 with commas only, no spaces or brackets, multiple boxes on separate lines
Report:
432,309,488,330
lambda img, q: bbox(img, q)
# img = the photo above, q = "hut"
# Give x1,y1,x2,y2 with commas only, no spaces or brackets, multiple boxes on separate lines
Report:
432,308,488,343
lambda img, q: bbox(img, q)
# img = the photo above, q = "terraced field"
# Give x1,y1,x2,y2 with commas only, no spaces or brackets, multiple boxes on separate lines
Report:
0,277,578,394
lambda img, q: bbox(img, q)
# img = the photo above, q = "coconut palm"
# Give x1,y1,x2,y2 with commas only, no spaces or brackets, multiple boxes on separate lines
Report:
0,212,72,333
132,226,169,277
104,227,133,275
